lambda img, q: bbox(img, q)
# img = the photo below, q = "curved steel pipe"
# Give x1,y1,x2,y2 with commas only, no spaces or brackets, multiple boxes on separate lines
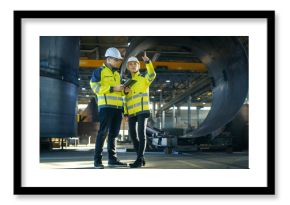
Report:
123,37,248,137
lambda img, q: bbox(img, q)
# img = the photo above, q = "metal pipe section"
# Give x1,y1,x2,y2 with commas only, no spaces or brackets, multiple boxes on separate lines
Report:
124,36,248,137
40,36,80,138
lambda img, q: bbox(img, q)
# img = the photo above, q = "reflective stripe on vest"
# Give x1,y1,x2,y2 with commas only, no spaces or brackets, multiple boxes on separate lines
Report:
127,101,149,110
91,82,101,93
98,96,123,101
97,95,123,107
147,73,155,81
126,93,148,102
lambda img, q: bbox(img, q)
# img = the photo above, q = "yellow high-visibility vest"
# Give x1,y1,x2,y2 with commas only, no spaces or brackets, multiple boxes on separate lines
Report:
124,61,156,117
90,64,124,110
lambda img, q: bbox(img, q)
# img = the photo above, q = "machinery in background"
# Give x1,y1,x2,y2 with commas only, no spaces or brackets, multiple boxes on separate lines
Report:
146,104,248,153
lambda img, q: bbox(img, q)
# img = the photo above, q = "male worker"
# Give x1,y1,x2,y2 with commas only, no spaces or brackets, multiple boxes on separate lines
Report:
90,47,127,169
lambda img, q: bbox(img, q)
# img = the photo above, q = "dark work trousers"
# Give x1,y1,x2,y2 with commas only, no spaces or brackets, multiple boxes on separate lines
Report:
94,108,123,163
128,113,149,159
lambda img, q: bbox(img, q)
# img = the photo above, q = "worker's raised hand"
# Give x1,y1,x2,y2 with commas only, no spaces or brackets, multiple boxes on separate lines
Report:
142,51,150,62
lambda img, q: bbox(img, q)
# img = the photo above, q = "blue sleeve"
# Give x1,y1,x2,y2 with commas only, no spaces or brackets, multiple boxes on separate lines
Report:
91,68,102,82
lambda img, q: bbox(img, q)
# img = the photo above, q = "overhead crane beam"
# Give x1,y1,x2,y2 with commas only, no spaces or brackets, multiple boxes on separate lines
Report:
79,59,207,73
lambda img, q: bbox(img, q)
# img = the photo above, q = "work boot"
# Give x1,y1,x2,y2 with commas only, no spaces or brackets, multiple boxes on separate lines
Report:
94,160,104,169
129,157,146,168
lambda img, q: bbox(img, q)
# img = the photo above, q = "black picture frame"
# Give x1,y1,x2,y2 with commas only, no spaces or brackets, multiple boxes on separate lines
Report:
14,10,275,195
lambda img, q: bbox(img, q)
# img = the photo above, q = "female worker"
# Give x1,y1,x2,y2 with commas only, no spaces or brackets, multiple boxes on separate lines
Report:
124,52,156,168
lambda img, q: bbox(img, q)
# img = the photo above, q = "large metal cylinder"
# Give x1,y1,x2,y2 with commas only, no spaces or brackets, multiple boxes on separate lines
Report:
124,37,248,137
40,36,80,138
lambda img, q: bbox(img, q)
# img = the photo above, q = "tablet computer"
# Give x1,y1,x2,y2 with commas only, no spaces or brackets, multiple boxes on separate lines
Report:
122,79,137,87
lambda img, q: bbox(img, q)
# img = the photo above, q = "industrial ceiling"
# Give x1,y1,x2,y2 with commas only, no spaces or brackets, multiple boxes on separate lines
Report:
78,36,213,111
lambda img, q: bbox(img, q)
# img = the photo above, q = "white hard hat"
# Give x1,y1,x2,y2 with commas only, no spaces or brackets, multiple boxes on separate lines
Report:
127,56,139,64
105,47,123,60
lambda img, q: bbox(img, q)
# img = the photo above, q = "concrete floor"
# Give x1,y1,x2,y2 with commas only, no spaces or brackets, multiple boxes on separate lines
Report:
40,146,248,169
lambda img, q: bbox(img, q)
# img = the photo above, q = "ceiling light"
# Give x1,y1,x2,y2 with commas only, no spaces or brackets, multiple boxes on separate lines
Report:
166,80,171,83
